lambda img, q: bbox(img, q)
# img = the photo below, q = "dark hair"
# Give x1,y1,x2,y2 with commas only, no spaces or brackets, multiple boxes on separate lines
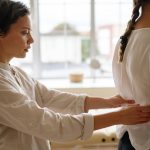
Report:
119,0,148,62
0,0,30,36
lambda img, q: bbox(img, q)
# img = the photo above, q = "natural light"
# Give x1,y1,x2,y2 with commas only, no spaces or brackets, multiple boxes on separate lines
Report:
12,0,132,83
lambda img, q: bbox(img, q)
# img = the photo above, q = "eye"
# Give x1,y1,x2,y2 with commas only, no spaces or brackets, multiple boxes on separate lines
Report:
21,30,30,35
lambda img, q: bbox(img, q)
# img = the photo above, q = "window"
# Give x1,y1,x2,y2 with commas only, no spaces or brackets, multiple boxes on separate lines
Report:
12,0,132,80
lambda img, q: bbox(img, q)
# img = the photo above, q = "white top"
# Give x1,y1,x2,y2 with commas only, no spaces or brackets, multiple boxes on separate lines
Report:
113,28,150,150
0,63,94,150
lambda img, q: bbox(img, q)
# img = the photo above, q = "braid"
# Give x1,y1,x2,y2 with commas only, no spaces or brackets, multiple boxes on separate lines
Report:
118,0,143,62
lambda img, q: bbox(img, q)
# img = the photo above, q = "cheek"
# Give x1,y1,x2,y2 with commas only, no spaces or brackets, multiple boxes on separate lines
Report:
4,39,25,54
3,34,27,51
12,36,27,48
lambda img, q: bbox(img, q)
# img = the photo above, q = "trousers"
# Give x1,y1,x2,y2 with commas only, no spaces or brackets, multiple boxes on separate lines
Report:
118,131,135,150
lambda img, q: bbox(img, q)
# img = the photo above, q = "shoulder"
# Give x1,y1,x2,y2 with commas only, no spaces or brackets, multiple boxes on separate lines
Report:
0,75,18,92
12,65,36,82
12,66,29,76
131,28,150,41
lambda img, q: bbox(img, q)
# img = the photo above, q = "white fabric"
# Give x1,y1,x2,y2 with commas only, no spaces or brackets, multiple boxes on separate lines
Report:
0,62,94,150
113,28,150,150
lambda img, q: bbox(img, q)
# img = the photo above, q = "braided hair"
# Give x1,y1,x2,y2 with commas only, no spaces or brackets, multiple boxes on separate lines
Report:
119,0,146,62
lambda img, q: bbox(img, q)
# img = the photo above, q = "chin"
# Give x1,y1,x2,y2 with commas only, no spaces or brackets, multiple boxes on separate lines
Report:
16,54,26,58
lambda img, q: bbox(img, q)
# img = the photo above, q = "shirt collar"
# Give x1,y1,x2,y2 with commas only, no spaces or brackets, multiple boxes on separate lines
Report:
0,62,11,71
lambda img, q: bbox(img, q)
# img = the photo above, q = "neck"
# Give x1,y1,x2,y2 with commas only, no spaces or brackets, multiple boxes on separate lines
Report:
135,3,150,29
0,56,11,64
0,50,11,64
0,43,12,63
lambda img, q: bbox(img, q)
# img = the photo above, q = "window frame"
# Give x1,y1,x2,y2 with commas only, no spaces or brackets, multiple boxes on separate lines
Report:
28,0,131,79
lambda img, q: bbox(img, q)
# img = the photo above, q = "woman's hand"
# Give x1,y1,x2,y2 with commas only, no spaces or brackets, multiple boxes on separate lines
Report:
94,104,150,130
118,105,150,125
106,95,135,108
84,95,135,112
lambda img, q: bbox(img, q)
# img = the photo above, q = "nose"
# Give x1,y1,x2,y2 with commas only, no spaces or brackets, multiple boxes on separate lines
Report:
28,33,34,44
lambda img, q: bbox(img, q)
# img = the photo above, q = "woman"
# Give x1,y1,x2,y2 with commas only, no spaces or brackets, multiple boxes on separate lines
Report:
0,0,150,150
113,0,150,149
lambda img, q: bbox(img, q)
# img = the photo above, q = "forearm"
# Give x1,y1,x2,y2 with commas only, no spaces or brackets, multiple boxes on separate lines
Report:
84,96,110,112
84,95,135,112
94,105,150,130
93,111,120,130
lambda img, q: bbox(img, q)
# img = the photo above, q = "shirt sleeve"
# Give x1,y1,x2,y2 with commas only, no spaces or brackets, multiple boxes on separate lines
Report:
0,78,94,142
34,80,87,115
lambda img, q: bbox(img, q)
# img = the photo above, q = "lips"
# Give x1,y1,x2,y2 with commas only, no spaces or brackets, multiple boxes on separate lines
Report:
24,46,30,52
24,49,28,52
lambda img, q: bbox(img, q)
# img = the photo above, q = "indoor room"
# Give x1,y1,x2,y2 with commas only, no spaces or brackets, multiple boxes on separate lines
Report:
11,1,131,148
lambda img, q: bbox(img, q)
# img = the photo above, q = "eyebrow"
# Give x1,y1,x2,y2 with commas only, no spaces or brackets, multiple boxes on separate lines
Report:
21,27,32,31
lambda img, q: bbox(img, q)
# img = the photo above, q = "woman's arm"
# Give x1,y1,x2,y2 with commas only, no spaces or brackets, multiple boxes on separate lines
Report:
35,80,87,114
93,105,150,130
84,95,135,112
85,95,150,130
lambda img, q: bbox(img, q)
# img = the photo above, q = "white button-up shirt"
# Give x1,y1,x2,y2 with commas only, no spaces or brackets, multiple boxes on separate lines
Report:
0,63,94,150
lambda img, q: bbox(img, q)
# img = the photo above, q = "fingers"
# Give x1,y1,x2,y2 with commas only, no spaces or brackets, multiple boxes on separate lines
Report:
136,120,150,124
140,105,150,112
123,104,150,111
125,99,135,104
114,95,135,103
135,107,150,123
121,103,140,108
138,116,150,123
120,104,150,125
138,112,150,118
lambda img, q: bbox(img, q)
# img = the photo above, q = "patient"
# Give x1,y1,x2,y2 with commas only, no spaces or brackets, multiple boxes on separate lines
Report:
113,0,150,149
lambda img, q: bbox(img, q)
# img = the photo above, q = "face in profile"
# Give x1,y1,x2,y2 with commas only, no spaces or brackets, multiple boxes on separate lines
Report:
0,15,34,61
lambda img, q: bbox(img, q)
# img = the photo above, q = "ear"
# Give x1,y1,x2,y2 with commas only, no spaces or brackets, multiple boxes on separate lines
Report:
0,29,3,38
0,28,4,37
0,35,5,38
0,31,5,38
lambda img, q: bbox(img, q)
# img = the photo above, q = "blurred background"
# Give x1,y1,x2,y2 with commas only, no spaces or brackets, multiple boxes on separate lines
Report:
12,0,132,80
